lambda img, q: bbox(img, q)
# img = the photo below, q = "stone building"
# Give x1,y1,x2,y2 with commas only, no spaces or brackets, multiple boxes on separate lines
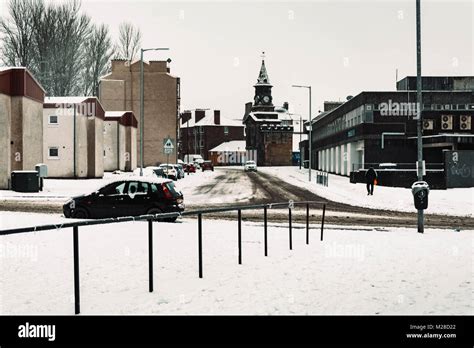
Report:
0,67,45,189
243,58,293,166
179,109,245,160
99,59,180,166
43,97,105,178
104,111,138,172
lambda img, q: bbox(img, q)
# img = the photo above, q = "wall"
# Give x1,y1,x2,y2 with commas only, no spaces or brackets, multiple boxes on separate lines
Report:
0,93,11,189
444,150,474,188
43,107,89,177
104,121,118,171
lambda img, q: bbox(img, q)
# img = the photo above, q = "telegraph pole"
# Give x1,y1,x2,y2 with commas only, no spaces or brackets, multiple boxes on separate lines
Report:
416,0,424,233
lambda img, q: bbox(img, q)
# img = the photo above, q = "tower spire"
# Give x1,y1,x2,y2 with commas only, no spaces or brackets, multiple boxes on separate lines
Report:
257,51,270,84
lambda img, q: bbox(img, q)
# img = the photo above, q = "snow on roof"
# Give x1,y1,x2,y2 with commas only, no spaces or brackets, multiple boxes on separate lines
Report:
105,111,133,118
181,110,242,128
209,140,247,152
45,96,90,104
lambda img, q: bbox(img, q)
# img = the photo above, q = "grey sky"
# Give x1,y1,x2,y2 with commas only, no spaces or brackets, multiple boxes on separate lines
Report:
1,0,472,120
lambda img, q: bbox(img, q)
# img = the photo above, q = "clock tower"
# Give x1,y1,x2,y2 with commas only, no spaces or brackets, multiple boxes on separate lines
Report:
252,53,274,112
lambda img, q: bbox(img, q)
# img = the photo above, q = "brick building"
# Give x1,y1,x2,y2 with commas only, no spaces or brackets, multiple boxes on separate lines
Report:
307,76,474,186
99,59,180,166
179,109,245,160
0,67,45,189
243,58,293,166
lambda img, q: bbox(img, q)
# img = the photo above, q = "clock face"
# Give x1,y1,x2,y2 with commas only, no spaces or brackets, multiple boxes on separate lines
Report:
263,95,270,104
254,95,261,104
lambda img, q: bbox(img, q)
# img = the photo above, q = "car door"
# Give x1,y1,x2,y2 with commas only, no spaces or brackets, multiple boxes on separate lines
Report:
118,181,151,216
94,181,127,218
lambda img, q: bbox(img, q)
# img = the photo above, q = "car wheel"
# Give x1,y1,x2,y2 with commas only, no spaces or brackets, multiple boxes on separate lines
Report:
73,207,89,219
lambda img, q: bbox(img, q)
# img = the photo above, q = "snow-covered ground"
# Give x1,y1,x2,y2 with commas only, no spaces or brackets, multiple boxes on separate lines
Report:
0,212,471,315
260,167,474,217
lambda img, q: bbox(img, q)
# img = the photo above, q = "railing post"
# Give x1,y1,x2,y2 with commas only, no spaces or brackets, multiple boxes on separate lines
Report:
238,209,242,264
306,203,309,245
321,204,326,241
148,219,153,292
264,206,268,256
198,213,203,278
73,226,80,315
289,207,292,250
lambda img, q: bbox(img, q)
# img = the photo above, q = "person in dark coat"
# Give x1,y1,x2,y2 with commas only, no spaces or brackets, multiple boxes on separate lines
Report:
365,167,377,195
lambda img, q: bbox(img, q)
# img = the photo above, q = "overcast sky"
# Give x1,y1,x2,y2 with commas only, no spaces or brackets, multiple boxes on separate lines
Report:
1,0,472,121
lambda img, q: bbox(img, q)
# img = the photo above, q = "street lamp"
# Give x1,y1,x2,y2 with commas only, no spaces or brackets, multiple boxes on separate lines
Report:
292,85,312,182
140,47,169,176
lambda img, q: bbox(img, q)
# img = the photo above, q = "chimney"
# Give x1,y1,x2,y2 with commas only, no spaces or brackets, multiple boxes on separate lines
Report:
283,102,289,111
195,109,206,124
181,111,192,125
214,110,220,125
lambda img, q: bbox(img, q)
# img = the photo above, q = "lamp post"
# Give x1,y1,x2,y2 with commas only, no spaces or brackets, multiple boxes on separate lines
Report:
140,47,169,176
416,0,424,233
292,85,312,182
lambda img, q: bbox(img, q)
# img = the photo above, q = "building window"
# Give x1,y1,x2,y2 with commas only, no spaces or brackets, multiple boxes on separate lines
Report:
199,126,204,134
48,147,59,158
224,126,229,135
199,140,204,148
49,115,58,125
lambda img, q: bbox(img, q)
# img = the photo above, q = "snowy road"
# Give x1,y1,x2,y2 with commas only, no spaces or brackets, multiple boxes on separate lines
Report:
0,212,471,315
1,167,473,229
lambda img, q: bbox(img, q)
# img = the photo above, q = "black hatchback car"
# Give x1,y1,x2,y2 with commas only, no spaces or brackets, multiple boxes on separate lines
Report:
63,177,184,221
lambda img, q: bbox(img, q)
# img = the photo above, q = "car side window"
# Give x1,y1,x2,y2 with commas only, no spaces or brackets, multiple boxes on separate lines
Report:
100,182,126,196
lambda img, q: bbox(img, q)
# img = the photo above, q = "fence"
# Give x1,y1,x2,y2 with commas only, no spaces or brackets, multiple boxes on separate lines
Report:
0,200,327,314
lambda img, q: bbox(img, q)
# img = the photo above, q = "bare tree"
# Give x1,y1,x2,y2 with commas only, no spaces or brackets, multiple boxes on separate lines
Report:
82,24,114,96
0,0,36,67
115,22,141,61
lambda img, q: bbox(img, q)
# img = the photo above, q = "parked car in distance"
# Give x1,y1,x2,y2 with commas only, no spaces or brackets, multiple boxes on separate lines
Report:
184,154,204,167
158,164,178,180
201,160,214,172
244,160,257,172
146,166,168,178
184,163,196,173
174,164,185,179
63,177,184,221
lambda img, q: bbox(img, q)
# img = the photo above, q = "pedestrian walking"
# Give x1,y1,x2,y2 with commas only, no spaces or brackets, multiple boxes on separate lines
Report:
365,167,378,195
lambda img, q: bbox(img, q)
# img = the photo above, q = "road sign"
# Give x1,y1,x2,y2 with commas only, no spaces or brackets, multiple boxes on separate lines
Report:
163,138,174,150
164,148,173,155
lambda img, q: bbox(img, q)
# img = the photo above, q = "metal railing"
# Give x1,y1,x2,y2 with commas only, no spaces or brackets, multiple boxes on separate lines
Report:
0,200,327,315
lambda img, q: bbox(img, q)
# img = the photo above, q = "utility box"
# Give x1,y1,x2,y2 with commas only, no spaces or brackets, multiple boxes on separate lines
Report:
11,171,40,193
35,163,48,177
35,163,47,192
411,181,429,210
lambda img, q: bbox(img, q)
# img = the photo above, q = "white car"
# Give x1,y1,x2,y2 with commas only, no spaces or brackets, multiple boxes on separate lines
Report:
159,164,178,181
244,160,257,172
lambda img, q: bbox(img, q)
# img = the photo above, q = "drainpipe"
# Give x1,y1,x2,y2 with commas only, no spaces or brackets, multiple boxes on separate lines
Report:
73,105,76,178
117,122,120,170
381,132,405,149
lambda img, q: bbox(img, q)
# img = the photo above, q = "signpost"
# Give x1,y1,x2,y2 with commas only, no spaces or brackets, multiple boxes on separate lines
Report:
163,137,174,167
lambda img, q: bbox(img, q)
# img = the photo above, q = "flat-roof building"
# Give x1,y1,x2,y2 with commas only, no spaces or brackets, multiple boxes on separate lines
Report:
0,67,45,189
104,111,138,172
43,97,105,178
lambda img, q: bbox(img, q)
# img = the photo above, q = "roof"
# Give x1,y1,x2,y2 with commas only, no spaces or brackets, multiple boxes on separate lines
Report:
181,110,243,128
105,110,138,128
209,140,247,152
255,59,271,85
45,96,89,104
